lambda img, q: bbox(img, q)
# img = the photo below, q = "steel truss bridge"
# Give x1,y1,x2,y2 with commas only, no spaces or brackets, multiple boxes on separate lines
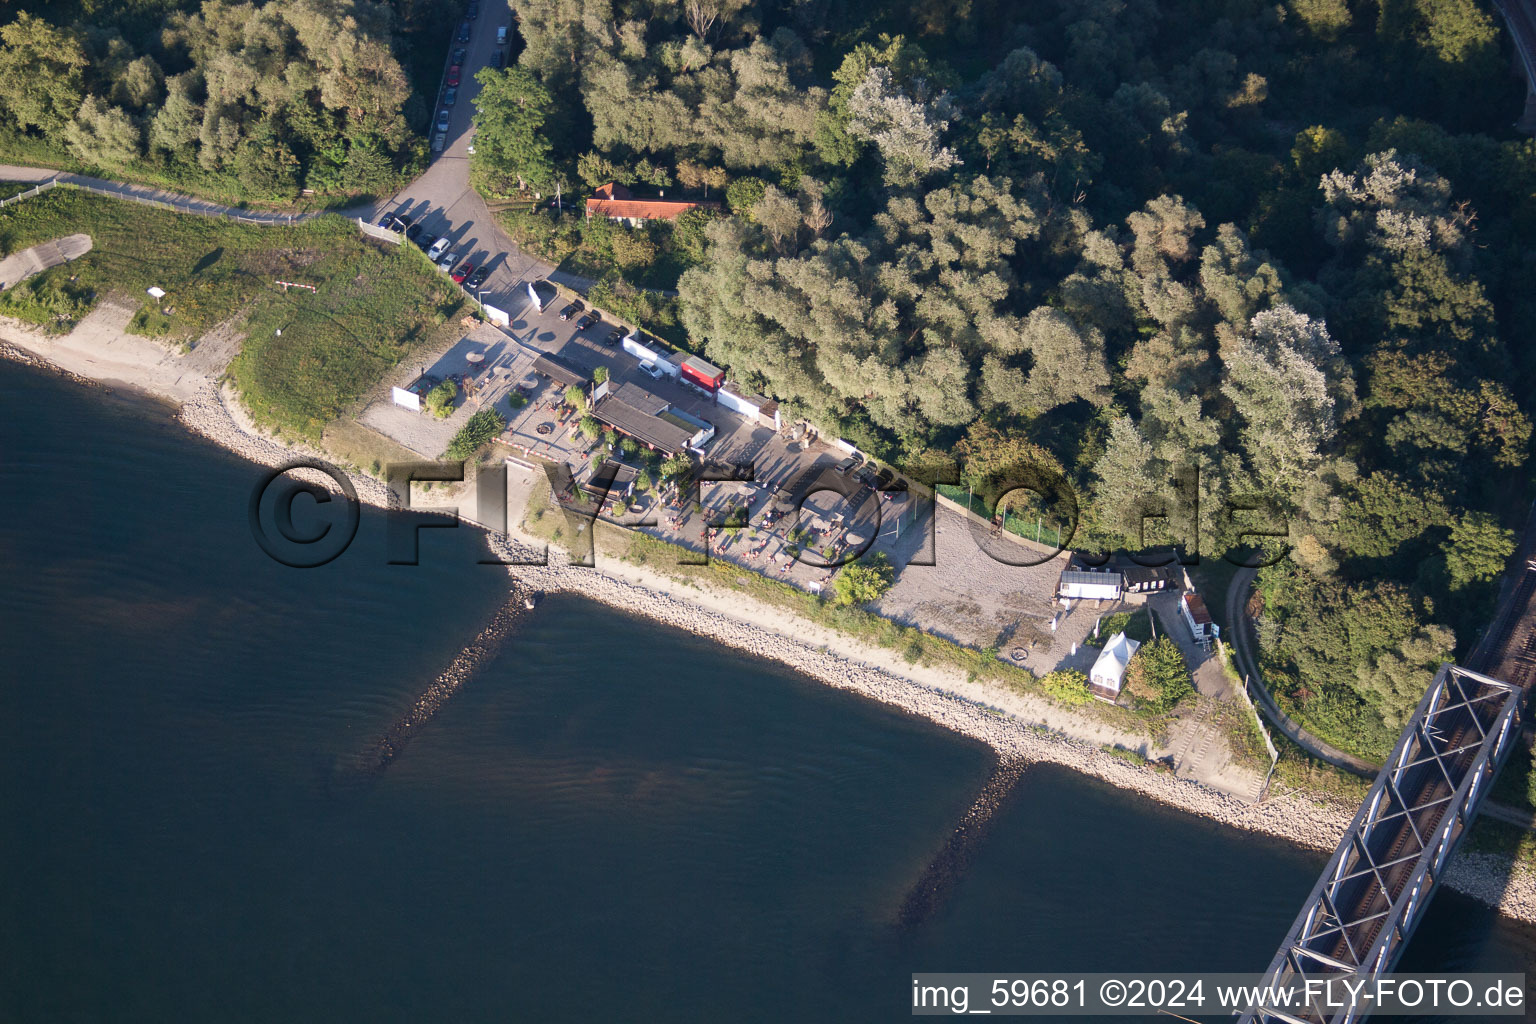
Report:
1241,557,1536,1024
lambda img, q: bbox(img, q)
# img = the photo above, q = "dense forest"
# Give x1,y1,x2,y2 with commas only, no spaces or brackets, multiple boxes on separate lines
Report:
476,0,1536,759
0,0,458,199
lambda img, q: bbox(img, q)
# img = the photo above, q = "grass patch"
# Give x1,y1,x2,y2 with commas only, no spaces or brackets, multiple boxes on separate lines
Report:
1464,819,1536,868
1271,743,1373,805
1207,696,1274,775
322,418,423,480
0,187,466,440
1488,741,1536,814
1103,744,1148,766
1087,608,1154,646
0,268,97,330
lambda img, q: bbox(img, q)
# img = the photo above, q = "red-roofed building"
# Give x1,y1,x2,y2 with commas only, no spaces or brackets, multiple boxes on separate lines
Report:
585,182,721,226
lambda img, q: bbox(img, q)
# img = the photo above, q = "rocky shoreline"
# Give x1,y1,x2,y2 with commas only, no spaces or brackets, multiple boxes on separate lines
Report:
4,338,1534,925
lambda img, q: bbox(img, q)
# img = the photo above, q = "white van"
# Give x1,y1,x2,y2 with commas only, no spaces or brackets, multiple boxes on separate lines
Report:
496,25,508,45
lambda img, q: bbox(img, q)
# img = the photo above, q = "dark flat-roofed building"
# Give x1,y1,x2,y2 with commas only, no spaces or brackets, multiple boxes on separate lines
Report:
533,352,588,389
590,380,697,455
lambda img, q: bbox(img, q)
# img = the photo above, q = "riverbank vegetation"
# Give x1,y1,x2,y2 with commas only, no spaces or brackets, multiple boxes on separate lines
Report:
476,0,1535,764
0,0,447,204
0,187,465,438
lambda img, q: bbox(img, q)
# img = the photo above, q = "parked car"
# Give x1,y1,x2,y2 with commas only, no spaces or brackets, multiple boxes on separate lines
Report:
575,312,598,330
406,223,423,241
465,265,491,288
489,49,504,69
457,21,470,41
426,236,450,261
451,263,473,284
436,251,459,272
436,108,450,133
467,0,480,18
452,47,466,64
376,211,397,228
559,301,582,320
444,86,458,106
496,24,507,44
416,232,438,252
639,361,665,380
432,131,446,153
447,65,461,86
854,464,879,487
604,328,623,346
833,455,861,476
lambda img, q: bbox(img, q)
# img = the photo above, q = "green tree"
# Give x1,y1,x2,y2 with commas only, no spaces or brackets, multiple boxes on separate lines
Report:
1442,512,1515,591
1124,637,1194,713
61,97,142,168
660,452,694,485
472,66,556,192
0,13,89,134
832,552,894,606
235,118,301,197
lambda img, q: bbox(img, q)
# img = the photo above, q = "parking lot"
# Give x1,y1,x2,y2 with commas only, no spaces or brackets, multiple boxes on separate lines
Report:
361,0,555,330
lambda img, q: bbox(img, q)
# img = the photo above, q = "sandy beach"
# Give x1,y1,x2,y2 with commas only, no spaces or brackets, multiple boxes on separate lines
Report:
3,305,1534,925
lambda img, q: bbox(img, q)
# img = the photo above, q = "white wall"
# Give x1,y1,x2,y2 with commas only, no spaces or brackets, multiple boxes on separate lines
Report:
716,387,760,419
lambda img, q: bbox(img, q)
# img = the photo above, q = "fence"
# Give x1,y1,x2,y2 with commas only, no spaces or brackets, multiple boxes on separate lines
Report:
0,179,57,208
1227,650,1281,797
356,217,404,244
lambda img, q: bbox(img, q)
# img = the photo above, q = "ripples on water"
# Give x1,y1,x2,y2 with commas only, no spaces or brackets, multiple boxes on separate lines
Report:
1,363,1531,1022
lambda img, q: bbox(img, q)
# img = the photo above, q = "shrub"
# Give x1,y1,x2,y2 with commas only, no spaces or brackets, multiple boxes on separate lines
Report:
425,379,457,418
444,408,506,460
564,383,587,410
1041,669,1094,706
833,551,895,606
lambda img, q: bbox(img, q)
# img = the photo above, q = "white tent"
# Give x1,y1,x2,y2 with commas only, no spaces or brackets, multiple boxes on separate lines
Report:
1090,632,1141,697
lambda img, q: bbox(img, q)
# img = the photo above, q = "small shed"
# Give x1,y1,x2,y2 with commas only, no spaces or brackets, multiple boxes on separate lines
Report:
1058,570,1123,602
1121,564,1174,592
1180,593,1218,643
1090,632,1141,699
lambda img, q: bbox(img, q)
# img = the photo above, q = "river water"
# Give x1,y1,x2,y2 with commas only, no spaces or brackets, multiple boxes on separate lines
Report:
0,362,1531,1021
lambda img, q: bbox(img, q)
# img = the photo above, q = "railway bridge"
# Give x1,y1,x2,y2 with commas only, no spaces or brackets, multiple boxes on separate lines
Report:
1240,554,1536,1024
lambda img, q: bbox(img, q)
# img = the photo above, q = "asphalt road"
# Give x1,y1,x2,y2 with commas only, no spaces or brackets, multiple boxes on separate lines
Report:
364,1,560,326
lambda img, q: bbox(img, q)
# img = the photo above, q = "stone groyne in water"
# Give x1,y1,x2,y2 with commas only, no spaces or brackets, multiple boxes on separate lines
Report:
353,582,539,776
897,757,1030,927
